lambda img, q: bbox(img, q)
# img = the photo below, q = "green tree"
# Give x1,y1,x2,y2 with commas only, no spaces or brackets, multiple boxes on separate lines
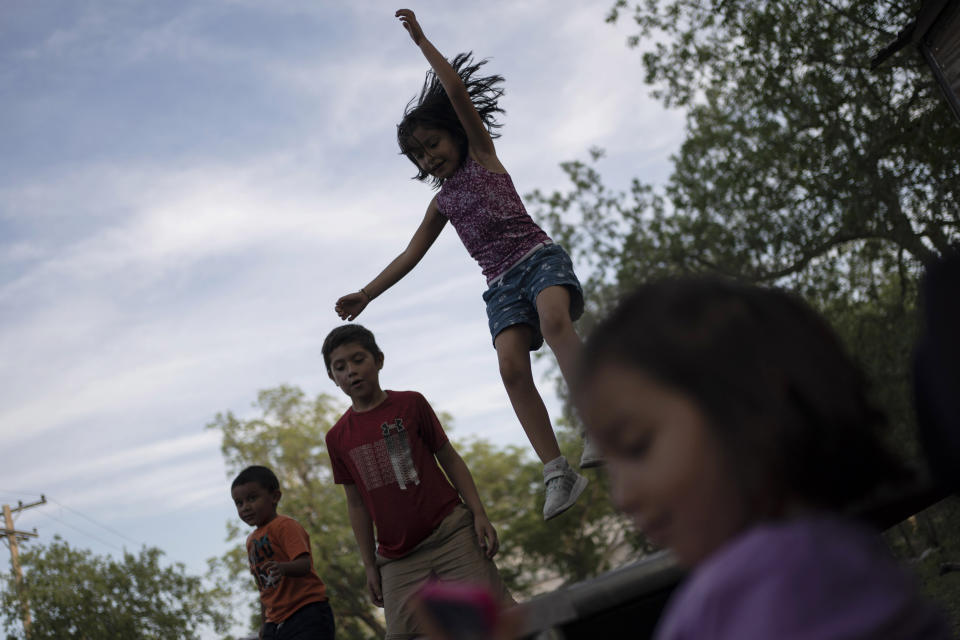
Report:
0,536,228,640
607,0,958,274
528,0,959,452
207,386,647,636
533,0,959,296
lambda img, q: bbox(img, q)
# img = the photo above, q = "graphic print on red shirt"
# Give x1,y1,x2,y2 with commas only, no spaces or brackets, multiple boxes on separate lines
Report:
326,390,461,558
347,417,420,491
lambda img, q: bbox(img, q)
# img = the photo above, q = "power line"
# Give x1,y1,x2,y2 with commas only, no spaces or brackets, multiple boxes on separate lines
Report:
0,491,144,548
45,497,143,547
38,510,126,553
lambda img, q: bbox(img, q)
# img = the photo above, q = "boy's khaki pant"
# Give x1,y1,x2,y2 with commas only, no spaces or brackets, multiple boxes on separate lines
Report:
376,504,513,639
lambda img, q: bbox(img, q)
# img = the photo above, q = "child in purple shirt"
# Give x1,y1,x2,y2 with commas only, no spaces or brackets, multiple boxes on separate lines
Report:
335,9,592,521
576,277,949,639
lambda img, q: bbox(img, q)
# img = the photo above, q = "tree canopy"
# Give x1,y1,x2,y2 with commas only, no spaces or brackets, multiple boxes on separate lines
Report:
533,0,958,298
0,536,228,640
609,0,957,275
528,0,959,455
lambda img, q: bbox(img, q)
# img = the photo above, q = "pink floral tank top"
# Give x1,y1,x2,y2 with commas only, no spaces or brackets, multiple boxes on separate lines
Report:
436,156,552,283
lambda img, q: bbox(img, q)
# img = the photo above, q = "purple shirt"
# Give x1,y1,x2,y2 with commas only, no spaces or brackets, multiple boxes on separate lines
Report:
656,516,949,640
436,156,551,283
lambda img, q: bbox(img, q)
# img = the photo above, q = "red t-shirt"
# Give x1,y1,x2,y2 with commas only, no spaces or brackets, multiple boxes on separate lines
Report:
245,515,328,623
326,390,461,558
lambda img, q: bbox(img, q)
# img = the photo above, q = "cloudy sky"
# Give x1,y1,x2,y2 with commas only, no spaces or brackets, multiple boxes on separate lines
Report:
0,0,683,634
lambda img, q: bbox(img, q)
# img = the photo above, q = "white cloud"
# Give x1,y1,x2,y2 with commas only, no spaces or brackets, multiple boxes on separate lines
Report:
65,455,227,514
11,431,221,494
0,151,424,304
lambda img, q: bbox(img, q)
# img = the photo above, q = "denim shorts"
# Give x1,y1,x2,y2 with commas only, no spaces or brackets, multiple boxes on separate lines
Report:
482,243,584,350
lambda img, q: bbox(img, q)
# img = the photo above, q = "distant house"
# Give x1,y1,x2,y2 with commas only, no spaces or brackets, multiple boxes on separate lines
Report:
872,0,960,122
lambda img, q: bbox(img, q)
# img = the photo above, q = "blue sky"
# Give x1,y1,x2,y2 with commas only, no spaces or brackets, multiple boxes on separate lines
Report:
0,0,684,635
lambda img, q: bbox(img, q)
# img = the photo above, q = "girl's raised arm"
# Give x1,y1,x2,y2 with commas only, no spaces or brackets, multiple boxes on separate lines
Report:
335,195,447,321
395,9,500,164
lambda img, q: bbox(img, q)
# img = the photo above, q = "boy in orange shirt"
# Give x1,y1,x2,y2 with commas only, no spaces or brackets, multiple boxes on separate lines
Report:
232,465,335,639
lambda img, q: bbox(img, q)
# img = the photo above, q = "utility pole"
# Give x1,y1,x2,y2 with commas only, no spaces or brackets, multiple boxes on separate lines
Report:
2,495,45,634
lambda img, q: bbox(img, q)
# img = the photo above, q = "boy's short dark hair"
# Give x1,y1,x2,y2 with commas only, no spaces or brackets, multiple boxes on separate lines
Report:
322,324,384,372
232,465,280,492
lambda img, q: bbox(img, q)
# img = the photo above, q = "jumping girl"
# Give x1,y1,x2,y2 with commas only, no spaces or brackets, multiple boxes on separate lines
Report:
335,9,593,520
575,277,949,639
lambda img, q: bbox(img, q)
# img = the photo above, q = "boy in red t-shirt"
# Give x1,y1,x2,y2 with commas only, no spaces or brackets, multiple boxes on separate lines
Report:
231,465,335,640
323,324,512,640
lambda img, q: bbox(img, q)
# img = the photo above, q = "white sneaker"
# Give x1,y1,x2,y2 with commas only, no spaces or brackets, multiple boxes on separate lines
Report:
543,458,588,521
579,431,605,469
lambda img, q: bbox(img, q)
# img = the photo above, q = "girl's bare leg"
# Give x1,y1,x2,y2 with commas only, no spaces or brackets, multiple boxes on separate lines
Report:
494,325,562,464
535,285,582,385
536,285,604,468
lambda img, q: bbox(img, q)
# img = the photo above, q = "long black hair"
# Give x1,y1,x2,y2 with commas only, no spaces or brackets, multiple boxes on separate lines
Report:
397,52,505,188
579,277,907,518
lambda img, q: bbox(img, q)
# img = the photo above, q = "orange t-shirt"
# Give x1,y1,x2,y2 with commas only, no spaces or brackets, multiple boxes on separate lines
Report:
246,514,327,623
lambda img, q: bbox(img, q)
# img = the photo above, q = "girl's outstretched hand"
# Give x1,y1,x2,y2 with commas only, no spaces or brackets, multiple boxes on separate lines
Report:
335,292,369,321
395,9,425,45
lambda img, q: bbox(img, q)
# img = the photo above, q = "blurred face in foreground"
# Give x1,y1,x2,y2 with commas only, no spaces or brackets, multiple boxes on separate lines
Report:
577,363,749,567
